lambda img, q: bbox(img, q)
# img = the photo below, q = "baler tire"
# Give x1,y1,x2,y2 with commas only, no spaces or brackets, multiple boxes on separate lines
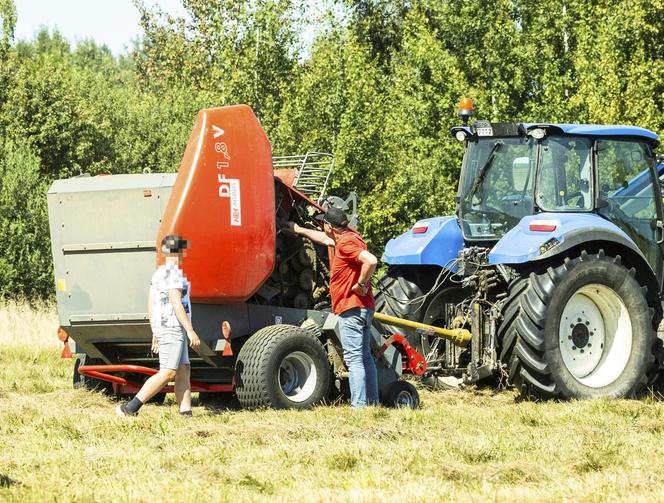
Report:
235,325,330,410
73,354,113,395
499,250,657,400
381,380,420,409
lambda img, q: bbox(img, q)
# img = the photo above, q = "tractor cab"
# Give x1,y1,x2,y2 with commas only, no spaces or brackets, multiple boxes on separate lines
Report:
452,99,662,275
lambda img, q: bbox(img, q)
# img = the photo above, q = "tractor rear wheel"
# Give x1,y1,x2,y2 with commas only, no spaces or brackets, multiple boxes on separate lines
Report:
499,250,656,399
235,325,331,409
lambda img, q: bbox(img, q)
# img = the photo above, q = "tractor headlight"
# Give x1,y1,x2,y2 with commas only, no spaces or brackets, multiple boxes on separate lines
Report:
455,130,467,142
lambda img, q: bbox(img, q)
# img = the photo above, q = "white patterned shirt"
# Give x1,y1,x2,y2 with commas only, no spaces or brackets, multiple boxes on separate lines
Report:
149,264,192,331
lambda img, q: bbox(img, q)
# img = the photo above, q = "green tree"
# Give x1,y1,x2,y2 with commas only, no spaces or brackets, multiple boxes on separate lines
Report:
0,0,16,105
0,139,52,299
135,0,302,133
571,0,664,131
0,0,15,57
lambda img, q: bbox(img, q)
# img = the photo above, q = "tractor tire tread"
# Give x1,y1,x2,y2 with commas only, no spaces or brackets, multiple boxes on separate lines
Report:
499,249,658,400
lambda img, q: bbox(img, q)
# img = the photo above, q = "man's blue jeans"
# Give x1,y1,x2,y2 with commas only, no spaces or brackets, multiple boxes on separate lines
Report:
338,307,379,408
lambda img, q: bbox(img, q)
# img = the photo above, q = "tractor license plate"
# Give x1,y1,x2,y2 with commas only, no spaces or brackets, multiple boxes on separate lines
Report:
475,120,493,136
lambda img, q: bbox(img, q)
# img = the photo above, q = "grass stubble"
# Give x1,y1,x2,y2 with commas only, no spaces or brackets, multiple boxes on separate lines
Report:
2,302,664,502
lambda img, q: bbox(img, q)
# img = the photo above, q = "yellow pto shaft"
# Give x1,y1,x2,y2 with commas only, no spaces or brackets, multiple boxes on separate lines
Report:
373,312,472,348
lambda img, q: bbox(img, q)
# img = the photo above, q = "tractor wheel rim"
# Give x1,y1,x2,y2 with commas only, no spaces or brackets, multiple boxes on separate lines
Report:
395,390,414,408
278,351,317,403
558,283,632,388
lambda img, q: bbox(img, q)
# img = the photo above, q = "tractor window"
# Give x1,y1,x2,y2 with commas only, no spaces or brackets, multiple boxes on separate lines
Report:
597,140,656,219
537,137,593,211
597,139,659,268
458,136,537,240
482,142,535,215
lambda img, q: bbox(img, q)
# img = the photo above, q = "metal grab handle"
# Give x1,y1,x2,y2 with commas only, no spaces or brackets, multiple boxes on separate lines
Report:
656,220,664,244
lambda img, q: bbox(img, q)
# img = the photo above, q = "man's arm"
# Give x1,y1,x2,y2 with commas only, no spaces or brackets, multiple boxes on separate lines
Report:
287,222,335,247
351,250,378,296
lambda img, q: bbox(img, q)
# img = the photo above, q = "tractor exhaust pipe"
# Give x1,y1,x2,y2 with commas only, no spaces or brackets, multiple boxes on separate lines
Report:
373,312,472,347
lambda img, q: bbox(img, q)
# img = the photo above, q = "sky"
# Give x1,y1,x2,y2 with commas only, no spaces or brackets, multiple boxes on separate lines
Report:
14,0,189,55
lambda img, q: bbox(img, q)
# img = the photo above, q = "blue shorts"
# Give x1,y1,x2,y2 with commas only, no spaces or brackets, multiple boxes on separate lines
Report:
155,326,190,370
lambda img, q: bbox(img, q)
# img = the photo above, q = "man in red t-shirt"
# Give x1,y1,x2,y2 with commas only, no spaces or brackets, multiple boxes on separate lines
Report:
287,207,379,407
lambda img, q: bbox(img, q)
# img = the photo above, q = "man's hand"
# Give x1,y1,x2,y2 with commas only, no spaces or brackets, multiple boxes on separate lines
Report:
151,336,159,354
282,221,298,234
187,330,201,350
351,283,369,297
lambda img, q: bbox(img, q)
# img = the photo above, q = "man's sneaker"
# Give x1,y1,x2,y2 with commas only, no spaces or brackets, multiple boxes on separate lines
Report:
179,410,193,417
115,403,138,417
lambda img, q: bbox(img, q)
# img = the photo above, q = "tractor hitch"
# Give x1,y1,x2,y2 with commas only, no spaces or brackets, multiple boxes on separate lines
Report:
376,334,427,376
374,311,472,347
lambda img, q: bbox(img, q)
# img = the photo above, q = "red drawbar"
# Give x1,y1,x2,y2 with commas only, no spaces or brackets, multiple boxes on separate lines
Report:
77,364,235,393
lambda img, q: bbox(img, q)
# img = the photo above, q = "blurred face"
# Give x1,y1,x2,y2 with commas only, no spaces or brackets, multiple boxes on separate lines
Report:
164,249,186,265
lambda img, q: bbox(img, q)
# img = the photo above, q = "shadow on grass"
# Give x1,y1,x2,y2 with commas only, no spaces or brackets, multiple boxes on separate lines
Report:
0,474,21,488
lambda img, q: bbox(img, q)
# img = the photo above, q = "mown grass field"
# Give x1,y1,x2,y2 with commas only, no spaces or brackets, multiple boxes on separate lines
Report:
3,302,664,502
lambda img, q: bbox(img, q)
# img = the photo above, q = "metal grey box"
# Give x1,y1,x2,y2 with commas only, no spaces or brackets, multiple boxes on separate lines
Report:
48,173,176,328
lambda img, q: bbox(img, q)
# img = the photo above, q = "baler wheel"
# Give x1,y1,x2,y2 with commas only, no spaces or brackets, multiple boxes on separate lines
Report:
73,354,113,395
381,380,420,409
499,250,657,399
235,325,330,409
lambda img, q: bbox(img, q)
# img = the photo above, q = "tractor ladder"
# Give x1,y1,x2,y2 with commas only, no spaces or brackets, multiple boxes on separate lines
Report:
272,152,334,204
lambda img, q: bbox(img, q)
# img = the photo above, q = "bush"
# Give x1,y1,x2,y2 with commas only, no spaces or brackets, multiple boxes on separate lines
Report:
0,139,52,299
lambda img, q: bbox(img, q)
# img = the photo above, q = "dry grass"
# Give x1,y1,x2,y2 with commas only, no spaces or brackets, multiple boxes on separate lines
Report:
3,303,664,501
0,300,59,349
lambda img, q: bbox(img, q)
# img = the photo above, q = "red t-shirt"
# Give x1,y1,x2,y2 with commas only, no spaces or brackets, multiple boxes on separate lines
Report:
328,231,376,315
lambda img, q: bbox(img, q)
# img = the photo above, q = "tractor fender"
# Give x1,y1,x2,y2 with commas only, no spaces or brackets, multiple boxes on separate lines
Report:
489,213,645,264
489,213,658,296
382,216,463,271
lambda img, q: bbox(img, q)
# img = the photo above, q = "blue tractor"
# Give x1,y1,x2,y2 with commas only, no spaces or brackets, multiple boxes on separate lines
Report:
376,99,664,399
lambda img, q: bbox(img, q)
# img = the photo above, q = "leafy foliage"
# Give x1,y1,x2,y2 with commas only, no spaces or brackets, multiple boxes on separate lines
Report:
0,0,663,298
0,139,51,298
